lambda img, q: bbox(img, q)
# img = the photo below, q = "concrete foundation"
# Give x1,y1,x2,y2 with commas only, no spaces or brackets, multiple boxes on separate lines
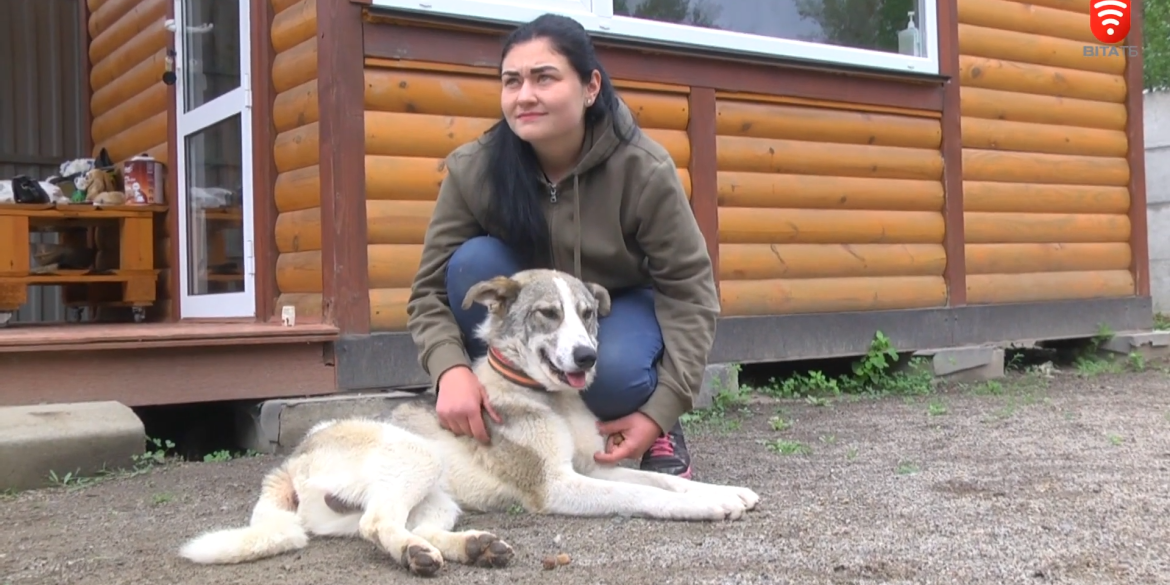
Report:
0,401,145,492
236,391,421,454
911,345,1006,383
695,363,741,409
1099,330,1170,359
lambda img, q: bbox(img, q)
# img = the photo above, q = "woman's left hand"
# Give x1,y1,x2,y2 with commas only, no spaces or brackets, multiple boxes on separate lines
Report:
593,412,663,464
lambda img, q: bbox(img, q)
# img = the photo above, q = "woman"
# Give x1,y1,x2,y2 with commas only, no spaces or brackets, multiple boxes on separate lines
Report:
405,13,720,479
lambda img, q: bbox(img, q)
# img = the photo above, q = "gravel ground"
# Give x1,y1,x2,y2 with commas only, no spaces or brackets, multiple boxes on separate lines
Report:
4,366,1170,585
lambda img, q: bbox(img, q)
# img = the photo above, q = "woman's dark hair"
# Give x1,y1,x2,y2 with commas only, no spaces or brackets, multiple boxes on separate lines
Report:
483,13,639,265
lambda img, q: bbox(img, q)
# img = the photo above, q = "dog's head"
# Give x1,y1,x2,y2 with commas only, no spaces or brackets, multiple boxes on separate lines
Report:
463,269,611,392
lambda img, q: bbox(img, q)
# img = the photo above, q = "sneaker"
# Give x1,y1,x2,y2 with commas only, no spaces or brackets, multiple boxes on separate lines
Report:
639,421,693,479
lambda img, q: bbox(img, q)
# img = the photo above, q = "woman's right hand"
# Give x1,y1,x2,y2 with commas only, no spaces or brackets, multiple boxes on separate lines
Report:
436,366,502,444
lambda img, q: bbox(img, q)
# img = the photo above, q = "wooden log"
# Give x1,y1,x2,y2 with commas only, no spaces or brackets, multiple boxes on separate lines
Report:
958,23,1124,76
91,25,167,93
275,164,321,212
144,143,168,167
365,111,691,169
364,155,690,202
719,276,948,316
363,68,690,130
275,250,322,294
714,91,939,120
719,243,946,281
960,87,1126,131
717,136,943,180
996,0,1085,12
963,149,1129,186
91,49,167,119
718,208,945,244
367,200,434,245
92,83,167,146
272,0,317,53
957,0,1100,44
368,244,424,289
89,0,165,65
961,117,1129,157
964,212,1130,243
715,100,941,149
966,270,1134,304
964,181,1129,214
274,79,319,133
999,0,1088,13
369,288,412,331
273,37,318,94
959,56,1127,103
88,0,140,38
276,293,323,319
275,207,321,253
717,172,943,211
96,111,167,163
965,242,1131,274
272,0,305,15
274,122,319,173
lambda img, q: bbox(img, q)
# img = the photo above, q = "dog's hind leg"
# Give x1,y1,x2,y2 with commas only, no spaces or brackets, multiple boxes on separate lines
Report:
407,490,515,569
357,447,447,576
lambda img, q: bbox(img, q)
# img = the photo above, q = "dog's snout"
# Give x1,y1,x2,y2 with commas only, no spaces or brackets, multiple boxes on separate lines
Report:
572,345,597,369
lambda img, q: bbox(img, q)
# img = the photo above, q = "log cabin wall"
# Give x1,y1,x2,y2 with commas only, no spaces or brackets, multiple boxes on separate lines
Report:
86,0,172,317
361,61,694,331
714,97,947,317
956,0,1136,304
270,0,324,321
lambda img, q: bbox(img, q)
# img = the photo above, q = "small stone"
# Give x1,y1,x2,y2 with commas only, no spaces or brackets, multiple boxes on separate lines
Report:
542,555,558,570
556,552,571,565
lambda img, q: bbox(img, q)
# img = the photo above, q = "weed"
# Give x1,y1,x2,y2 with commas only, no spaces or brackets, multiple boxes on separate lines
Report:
764,439,811,455
756,331,935,405
203,449,262,463
896,461,920,475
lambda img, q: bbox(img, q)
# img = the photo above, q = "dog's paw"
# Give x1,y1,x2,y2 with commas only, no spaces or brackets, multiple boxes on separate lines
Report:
463,532,514,568
724,486,760,510
401,542,444,577
677,492,748,521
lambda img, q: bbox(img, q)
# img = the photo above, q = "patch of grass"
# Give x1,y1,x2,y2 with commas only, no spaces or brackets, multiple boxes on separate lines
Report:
1154,312,1170,331
152,492,175,505
896,460,919,475
679,364,749,433
754,331,936,405
926,399,947,416
764,439,811,456
202,448,262,463
43,436,180,494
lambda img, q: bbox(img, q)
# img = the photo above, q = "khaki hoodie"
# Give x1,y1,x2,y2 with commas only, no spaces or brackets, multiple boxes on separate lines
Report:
405,101,720,433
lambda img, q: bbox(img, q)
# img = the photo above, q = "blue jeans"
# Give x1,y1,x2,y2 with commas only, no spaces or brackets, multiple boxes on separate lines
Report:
446,235,663,422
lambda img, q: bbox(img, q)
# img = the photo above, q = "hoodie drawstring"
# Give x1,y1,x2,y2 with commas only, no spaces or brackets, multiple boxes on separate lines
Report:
572,174,582,280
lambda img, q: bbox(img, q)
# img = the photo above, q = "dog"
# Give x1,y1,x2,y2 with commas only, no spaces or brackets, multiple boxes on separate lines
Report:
178,269,760,576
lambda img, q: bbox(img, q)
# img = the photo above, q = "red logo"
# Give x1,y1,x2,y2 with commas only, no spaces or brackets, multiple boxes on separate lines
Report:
1090,0,1131,44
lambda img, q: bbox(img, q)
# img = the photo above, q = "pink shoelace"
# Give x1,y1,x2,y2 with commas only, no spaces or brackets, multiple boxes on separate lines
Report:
647,435,674,458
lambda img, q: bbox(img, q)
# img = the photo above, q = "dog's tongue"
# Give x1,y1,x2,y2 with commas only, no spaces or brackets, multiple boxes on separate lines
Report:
565,372,588,388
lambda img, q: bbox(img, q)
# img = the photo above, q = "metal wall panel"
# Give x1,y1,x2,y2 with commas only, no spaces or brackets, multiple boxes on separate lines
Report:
0,0,88,324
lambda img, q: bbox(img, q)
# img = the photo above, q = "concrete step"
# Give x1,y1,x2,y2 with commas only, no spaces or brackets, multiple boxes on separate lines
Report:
0,401,145,492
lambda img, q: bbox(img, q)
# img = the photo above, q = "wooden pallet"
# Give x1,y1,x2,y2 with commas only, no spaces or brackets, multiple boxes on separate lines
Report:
0,202,166,321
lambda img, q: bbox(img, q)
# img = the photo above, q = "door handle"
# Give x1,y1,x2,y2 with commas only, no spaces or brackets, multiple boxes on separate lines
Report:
162,18,215,34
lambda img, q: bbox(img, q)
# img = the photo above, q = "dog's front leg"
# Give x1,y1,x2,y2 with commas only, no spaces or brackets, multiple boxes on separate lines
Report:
587,466,759,511
539,468,747,521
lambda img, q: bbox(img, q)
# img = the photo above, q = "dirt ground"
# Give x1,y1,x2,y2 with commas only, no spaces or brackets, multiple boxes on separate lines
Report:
5,366,1170,585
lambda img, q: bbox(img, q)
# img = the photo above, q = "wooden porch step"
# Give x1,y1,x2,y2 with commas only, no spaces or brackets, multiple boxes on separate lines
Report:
0,321,340,353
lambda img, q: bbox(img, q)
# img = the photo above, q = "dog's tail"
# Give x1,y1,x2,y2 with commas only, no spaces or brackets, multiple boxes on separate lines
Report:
179,466,309,564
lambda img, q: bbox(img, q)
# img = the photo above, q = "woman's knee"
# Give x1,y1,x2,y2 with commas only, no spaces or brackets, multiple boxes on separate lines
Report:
445,236,525,353
581,287,663,421
583,354,658,421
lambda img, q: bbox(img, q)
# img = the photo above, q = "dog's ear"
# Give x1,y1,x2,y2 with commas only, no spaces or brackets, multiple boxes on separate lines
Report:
586,282,611,317
462,276,522,313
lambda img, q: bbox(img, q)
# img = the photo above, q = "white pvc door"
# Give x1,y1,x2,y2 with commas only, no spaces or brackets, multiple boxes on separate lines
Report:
173,0,255,318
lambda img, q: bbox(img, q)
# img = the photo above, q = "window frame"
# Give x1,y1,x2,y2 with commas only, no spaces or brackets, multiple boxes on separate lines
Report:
367,0,940,76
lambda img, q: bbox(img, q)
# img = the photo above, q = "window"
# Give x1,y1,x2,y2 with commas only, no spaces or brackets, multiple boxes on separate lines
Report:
368,0,939,75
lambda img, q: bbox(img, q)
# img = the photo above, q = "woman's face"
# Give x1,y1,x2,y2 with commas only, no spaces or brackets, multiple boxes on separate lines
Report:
500,37,600,146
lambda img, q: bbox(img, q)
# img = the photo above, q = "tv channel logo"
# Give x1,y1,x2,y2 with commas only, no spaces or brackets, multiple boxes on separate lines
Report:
1089,0,1131,45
